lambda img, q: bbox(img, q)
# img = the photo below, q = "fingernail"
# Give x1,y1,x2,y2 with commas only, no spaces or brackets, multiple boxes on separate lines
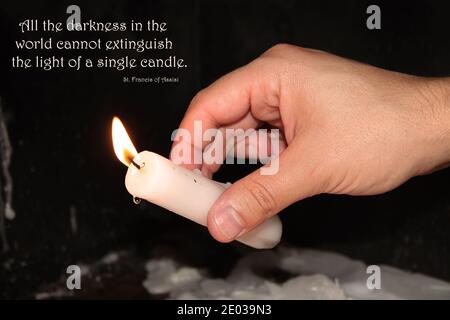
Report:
213,206,245,240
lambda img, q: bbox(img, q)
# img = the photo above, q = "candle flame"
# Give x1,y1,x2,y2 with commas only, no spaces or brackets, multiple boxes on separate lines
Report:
112,117,138,167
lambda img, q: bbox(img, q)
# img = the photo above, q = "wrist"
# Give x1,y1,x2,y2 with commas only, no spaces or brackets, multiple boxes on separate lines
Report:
414,77,450,174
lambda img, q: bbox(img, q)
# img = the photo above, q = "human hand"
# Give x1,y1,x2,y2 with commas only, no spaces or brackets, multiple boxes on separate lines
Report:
171,44,450,243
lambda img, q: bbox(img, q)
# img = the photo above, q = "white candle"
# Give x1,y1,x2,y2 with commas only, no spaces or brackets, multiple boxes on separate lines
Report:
112,117,282,249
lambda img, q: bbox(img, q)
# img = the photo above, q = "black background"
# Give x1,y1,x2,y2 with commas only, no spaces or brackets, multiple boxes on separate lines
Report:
0,0,449,299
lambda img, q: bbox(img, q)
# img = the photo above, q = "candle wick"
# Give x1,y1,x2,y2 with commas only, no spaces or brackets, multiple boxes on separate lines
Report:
131,159,144,169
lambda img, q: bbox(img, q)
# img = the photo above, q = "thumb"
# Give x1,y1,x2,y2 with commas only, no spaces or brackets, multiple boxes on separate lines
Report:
207,145,318,243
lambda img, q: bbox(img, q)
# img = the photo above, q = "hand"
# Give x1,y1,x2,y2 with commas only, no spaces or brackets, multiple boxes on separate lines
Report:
171,44,450,243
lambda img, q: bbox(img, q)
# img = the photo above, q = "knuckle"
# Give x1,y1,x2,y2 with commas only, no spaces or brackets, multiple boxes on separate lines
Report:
242,179,278,218
261,43,302,59
267,43,296,54
190,88,207,106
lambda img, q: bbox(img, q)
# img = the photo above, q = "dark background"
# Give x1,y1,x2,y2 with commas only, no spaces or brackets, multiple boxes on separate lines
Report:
0,0,449,299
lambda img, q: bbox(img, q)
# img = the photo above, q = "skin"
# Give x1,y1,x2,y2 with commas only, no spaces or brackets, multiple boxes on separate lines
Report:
170,44,450,243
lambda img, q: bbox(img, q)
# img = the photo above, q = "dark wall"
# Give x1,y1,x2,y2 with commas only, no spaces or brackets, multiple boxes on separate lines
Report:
0,0,449,298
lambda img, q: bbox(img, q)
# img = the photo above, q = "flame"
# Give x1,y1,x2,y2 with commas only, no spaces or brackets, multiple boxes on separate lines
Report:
112,117,138,167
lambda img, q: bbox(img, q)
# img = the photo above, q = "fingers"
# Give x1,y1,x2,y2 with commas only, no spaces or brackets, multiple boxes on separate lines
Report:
170,60,282,172
170,65,255,170
207,142,318,243
202,128,287,178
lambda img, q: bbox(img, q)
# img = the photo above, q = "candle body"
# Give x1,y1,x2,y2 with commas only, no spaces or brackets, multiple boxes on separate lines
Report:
125,151,282,249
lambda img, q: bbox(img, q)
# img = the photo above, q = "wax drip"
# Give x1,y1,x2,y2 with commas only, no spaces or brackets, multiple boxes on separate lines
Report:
133,196,141,204
0,98,14,252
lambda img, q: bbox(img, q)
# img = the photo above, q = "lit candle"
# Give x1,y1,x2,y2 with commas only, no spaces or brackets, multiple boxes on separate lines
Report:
112,117,282,249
